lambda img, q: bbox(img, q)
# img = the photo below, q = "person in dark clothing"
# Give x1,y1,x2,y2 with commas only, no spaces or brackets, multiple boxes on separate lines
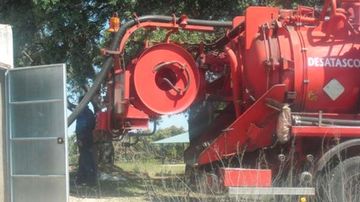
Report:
75,96,97,186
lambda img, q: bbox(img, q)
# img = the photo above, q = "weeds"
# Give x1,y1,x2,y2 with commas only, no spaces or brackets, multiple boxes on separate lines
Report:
69,130,360,202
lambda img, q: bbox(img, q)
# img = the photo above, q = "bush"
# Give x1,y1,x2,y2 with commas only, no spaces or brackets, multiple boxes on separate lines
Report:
114,126,187,163
68,134,79,166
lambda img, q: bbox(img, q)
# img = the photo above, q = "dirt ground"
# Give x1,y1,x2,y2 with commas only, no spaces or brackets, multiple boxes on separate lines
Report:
69,164,198,202
68,163,301,202
68,163,242,202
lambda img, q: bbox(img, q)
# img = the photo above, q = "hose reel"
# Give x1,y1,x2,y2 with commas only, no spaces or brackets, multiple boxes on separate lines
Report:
132,43,200,115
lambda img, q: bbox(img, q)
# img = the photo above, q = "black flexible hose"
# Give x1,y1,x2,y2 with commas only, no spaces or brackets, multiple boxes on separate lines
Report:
67,15,232,126
205,21,245,49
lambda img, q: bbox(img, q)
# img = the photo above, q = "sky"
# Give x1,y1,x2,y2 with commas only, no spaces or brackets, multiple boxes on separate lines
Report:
158,114,188,130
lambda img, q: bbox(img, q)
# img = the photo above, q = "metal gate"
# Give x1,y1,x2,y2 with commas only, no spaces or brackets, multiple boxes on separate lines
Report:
6,64,68,202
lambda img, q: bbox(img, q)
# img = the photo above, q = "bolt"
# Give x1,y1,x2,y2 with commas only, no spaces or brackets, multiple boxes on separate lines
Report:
306,154,314,162
300,171,313,184
278,154,286,162
299,197,307,202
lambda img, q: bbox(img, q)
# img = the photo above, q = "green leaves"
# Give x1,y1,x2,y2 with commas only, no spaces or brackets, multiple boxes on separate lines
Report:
32,0,60,10
1,0,107,90
0,0,321,91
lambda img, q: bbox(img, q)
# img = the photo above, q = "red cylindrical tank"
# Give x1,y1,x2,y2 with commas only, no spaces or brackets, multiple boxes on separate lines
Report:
244,5,360,114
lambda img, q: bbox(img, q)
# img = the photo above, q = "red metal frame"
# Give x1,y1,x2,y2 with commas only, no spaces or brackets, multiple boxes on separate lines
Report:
197,84,286,165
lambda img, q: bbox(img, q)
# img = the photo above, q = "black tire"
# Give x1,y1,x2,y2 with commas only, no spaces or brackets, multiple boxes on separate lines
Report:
319,156,360,202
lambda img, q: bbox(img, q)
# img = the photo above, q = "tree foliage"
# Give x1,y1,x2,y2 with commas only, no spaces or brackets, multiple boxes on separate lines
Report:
113,126,186,162
0,0,321,90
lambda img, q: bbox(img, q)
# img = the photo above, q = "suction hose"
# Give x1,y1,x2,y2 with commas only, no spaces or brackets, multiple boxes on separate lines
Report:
67,15,232,126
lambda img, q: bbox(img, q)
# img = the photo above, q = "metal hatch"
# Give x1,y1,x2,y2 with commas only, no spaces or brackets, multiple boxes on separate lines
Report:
6,64,68,202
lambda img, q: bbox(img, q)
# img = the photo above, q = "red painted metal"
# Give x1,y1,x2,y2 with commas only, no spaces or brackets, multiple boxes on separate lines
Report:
122,105,149,129
342,0,360,30
292,126,360,137
224,46,240,117
132,43,200,115
95,111,108,131
219,168,272,187
244,7,279,50
243,3,360,113
197,85,286,165
97,0,360,171
98,17,216,131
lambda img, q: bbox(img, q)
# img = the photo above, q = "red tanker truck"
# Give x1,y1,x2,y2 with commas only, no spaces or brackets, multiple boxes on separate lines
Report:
68,0,360,200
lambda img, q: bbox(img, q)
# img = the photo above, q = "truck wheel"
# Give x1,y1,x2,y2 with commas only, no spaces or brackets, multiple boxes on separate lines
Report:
328,156,360,202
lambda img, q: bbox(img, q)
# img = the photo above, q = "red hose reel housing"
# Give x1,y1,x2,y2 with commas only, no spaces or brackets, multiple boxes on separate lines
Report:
132,43,200,115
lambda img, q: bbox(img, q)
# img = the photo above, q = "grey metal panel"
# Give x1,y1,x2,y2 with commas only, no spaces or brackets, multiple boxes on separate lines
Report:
8,64,64,102
12,177,66,202
7,64,68,202
10,101,64,138
12,139,65,175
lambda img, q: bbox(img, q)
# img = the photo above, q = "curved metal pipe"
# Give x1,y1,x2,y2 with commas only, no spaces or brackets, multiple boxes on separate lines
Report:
68,15,232,126
224,46,240,117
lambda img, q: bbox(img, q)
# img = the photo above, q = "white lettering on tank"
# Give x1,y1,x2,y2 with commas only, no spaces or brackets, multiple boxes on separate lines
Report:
335,59,342,67
308,57,315,66
330,58,336,66
324,58,331,67
308,57,360,68
355,59,360,68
